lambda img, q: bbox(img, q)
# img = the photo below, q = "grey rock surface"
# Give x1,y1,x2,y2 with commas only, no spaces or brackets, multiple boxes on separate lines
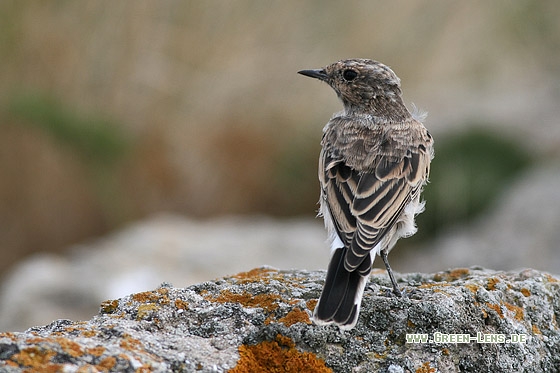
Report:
0,215,329,332
1,267,559,372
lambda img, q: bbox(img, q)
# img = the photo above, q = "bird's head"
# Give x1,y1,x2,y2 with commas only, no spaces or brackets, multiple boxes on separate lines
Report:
298,58,406,117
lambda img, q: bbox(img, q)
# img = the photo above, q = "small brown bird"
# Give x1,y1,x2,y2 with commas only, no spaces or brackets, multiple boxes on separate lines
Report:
299,59,434,329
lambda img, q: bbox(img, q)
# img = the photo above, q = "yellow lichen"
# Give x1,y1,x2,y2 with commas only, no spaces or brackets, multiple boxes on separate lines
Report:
136,303,159,320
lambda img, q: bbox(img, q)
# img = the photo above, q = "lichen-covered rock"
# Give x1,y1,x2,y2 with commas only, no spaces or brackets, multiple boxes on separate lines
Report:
0,267,559,372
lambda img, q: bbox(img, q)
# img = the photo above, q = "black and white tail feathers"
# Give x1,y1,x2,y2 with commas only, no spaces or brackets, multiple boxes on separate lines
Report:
313,247,372,329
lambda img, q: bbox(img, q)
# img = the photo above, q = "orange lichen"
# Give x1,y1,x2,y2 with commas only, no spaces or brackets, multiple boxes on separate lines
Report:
55,337,84,358
132,291,161,303
230,268,278,284
81,329,97,338
371,352,388,359
504,302,524,321
278,308,311,327
175,299,189,310
532,324,542,335
10,347,58,371
76,365,100,373
433,268,470,282
229,268,307,289
119,334,144,352
487,278,500,291
416,362,436,373
433,289,451,296
156,288,171,305
486,303,504,318
419,282,451,289
465,284,479,294
0,332,17,340
449,268,470,278
229,334,331,373
100,299,120,314
97,356,117,370
86,346,106,357
485,301,524,321
208,290,281,312
520,288,531,297
306,299,318,312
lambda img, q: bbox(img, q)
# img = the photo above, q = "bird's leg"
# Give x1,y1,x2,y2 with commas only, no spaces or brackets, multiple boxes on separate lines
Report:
381,250,403,297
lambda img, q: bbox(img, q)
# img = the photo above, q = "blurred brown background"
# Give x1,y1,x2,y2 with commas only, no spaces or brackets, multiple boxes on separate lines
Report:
1,1,560,330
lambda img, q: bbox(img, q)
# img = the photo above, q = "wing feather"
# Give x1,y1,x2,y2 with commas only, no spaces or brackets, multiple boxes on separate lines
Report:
320,125,431,273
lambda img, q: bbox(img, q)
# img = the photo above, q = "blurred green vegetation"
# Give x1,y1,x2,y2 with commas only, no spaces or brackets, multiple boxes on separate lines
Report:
6,92,132,227
8,93,128,165
414,126,533,241
503,1,560,73
272,131,321,216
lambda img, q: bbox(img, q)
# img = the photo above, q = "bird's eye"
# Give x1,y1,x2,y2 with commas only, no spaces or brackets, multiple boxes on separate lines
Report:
342,69,358,81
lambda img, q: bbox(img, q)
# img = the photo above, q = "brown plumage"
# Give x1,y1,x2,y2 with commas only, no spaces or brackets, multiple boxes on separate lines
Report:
299,59,434,329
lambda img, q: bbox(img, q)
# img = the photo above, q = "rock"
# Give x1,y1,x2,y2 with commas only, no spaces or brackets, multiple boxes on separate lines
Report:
1,267,558,372
0,215,329,332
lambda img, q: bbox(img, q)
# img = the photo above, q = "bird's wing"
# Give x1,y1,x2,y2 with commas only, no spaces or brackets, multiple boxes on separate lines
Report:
320,134,430,273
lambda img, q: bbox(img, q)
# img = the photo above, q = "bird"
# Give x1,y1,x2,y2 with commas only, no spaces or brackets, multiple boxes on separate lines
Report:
298,59,434,329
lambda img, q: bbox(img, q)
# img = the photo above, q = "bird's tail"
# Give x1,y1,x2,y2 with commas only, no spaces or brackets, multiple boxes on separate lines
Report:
313,247,372,330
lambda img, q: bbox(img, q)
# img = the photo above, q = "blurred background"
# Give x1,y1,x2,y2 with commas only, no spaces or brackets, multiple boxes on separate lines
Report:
1,1,559,331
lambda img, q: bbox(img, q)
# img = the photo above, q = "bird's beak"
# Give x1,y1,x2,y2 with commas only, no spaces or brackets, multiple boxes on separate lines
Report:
298,69,328,81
